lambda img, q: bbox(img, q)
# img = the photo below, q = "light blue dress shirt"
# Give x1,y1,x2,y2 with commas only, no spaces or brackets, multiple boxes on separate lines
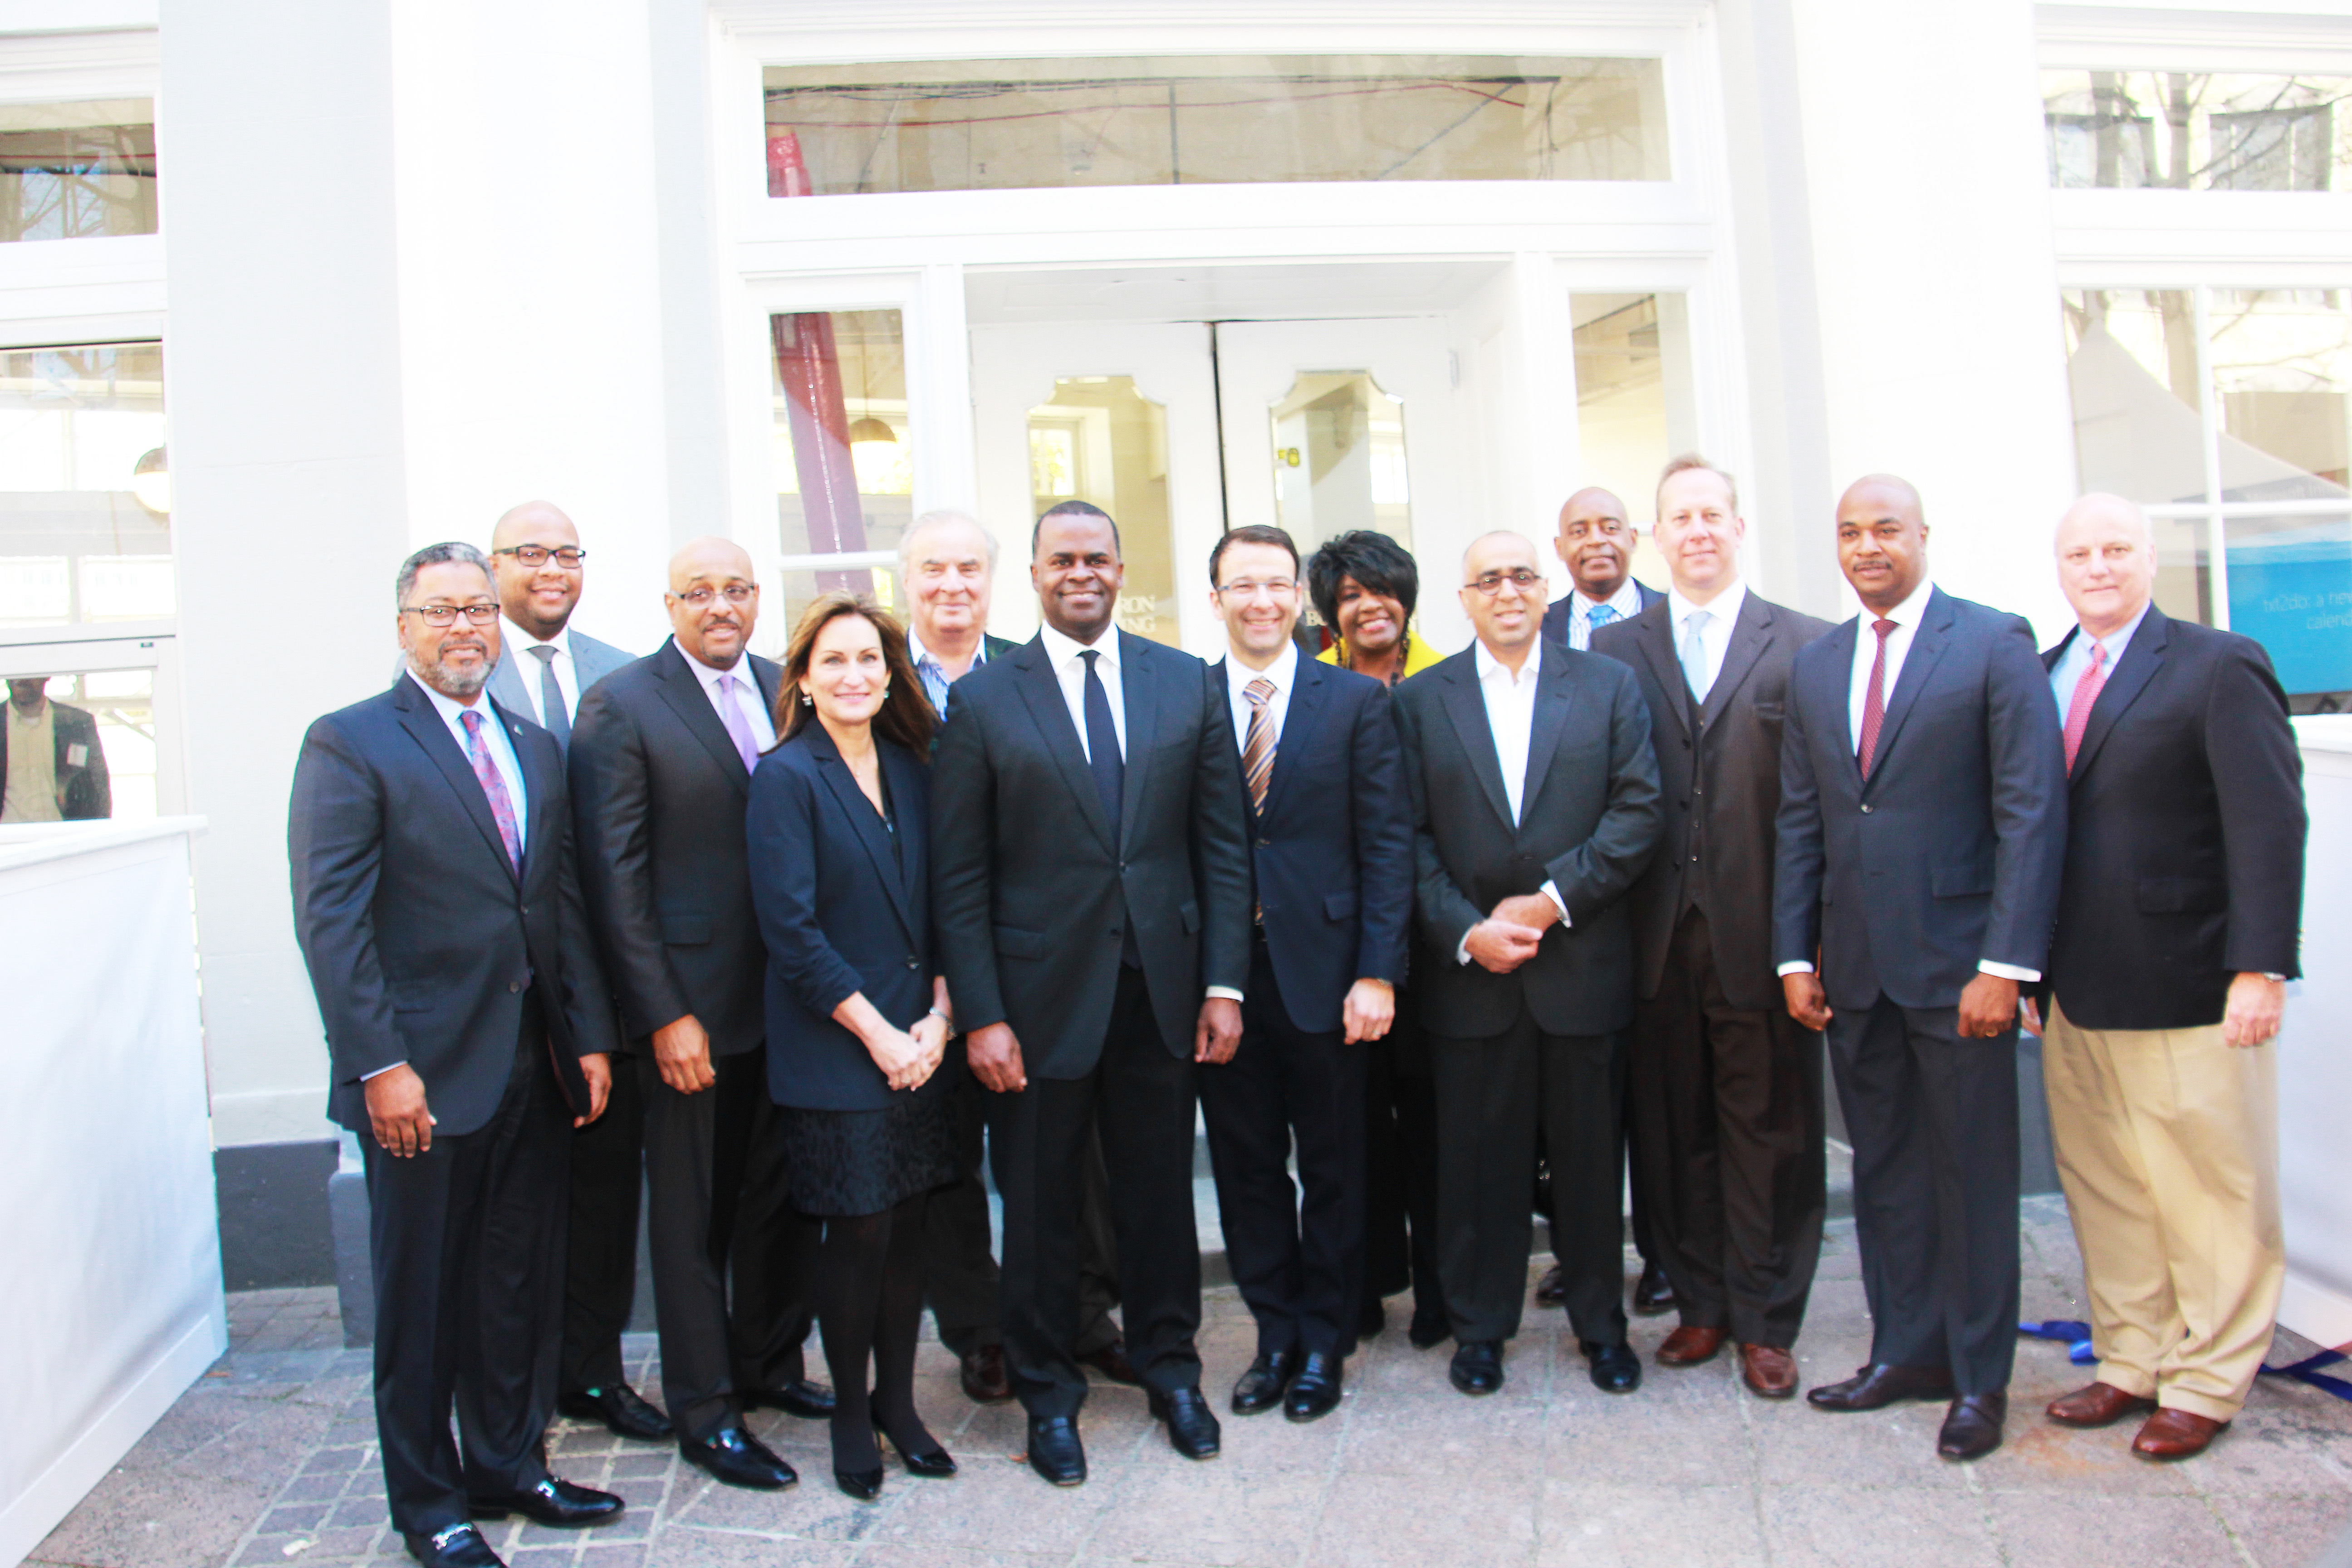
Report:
2049,602,2152,716
409,669,528,850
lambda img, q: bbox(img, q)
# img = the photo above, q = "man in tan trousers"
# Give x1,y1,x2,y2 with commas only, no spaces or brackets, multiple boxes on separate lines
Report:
2027,493,2306,1460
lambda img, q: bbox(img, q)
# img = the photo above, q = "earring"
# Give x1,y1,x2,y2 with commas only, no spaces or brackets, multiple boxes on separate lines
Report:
800,692,813,706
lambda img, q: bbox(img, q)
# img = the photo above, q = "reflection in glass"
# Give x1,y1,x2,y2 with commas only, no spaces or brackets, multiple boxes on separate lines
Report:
2207,289,2352,500
1571,293,1692,588
2224,512,2352,699
1268,371,1411,568
1028,377,1178,646
769,309,911,629
0,100,156,242
764,56,1667,196
0,342,169,628
2062,289,2205,505
2043,73,2350,190
2,668,152,822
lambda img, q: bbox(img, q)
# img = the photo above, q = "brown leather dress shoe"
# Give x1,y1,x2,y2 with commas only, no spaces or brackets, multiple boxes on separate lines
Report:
1806,1363,1955,1411
1739,1343,1798,1398
1657,1324,1726,1366
2046,1381,2153,1429
1078,1340,1142,1387
960,1344,1013,1405
2132,1407,2227,1460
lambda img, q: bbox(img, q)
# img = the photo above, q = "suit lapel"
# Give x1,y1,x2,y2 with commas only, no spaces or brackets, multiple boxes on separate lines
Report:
1438,656,1516,831
1630,606,1692,745
1011,639,1119,857
1861,589,1954,790
487,647,530,718
500,694,553,882
653,641,755,795
1258,652,1325,824
805,728,917,944
1702,594,1774,723
1521,651,1572,820
1115,632,1160,854
2070,608,2168,783
1823,617,1865,789
393,680,520,885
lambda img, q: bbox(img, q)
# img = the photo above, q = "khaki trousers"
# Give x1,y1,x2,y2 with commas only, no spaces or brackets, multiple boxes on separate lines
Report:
2043,1000,2284,1422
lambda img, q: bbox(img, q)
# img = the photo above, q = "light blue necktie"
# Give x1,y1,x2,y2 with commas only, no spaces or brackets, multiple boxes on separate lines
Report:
1583,603,1616,650
1681,609,1714,702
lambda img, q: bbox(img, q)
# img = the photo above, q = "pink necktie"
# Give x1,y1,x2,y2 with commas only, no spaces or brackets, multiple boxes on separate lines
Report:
2063,640,2109,773
718,673,761,774
460,709,522,870
1857,619,1896,779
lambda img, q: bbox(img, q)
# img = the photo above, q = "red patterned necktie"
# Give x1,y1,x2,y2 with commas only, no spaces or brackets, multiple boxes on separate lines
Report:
1240,678,1278,812
460,708,522,870
2063,640,2110,773
1856,618,1897,779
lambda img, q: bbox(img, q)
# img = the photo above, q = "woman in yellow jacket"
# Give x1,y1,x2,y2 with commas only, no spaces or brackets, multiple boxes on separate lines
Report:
1305,529,1448,689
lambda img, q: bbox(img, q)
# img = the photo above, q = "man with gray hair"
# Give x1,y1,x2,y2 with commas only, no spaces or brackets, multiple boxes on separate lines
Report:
290,542,623,1566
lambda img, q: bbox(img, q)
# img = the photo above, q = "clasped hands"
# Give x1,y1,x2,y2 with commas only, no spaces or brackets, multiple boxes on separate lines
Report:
1464,892,1560,974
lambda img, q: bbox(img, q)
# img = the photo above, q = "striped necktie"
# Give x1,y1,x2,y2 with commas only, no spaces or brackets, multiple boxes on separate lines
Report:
459,709,522,870
1241,677,1277,812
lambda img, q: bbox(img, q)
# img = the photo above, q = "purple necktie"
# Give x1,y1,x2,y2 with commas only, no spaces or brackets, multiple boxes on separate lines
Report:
717,672,761,773
459,709,522,870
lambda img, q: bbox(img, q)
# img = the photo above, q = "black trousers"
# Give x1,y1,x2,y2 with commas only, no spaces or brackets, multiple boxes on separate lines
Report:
922,1075,1125,1359
363,1007,567,1537
559,1046,645,1395
1630,907,1826,1347
989,967,1201,1419
1199,937,1368,1359
1430,1003,1627,1347
1362,986,1440,1317
1828,994,2020,1395
639,1044,819,1441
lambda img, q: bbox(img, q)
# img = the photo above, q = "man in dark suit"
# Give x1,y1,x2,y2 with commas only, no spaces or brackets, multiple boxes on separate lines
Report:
289,542,622,1568
1,676,110,820
470,500,656,1446
568,537,828,1493
899,509,1137,1408
1593,457,1831,1400
931,500,1254,1485
1392,529,1663,1399
2030,493,2305,1461
1774,474,2067,1460
1198,524,1414,1423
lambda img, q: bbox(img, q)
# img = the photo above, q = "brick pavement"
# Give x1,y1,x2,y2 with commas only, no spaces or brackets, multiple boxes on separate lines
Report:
32,1196,2352,1568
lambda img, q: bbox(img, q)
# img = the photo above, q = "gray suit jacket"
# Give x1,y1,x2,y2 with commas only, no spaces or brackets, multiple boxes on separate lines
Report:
488,627,634,746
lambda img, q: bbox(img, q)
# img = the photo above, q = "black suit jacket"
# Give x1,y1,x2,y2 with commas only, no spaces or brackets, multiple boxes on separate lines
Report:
1540,579,1664,647
568,639,784,1054
1773,588,2067,1011
2041,608,2305,1029
289,677,615,1137
748,726,959,1112
1594,590,1833,1010
931,630,1254,1077
0,698,110,819
1210,654,1414,1034
1392,641,1663,1039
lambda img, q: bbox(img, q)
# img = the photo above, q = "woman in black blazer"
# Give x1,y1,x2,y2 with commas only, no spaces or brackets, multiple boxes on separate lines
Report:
748,592,961,1501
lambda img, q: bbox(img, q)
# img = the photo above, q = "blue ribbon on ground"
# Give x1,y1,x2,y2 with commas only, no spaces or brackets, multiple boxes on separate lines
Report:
2020,1321,2352,1402
2266,1348,2352,1403
2018,1319,2096,1365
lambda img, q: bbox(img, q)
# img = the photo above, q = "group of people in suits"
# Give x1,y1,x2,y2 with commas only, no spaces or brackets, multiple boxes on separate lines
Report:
287,449,2305,1567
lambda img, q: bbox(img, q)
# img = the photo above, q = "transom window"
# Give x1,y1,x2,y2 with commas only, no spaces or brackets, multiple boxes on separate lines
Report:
2042,72,2351,191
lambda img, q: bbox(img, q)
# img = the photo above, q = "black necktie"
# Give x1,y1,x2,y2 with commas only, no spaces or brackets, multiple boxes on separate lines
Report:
1080,648,1123,842
528,644,570,750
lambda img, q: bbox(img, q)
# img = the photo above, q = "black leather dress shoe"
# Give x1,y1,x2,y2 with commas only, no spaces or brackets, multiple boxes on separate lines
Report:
465,1476,623,1528
1582,1340,1643,1394
1632,1259,1676,1315
556,1383,672,1442
835,1465,884,1501
746,1379,835,1419
1358,1296,1387,1339
1408,1305,1451,1351
1230,1349,1297,1414
1149,1386,1223,1459
959,1344,1013,1405
1937,1392,2008,1460
1450,1340,1504,1396
1534,1264,1566,1306
1806,1363,1956,1412
1025,1415,1087,1486
681,1425,798,1490
1284,1352,1343,1423
403,1523,503,1568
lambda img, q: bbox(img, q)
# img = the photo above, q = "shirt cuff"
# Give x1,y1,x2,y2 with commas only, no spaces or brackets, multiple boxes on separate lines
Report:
1540,881,1571,928
361,1061,407,1081
1978,961,2040,983
1776,961,1815,977
1205,986,1244,1004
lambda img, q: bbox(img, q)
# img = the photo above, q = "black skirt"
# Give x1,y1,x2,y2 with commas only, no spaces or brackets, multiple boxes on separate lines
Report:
775,1090,959,1218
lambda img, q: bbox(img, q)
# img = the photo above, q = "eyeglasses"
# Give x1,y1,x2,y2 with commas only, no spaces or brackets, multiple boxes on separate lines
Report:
1215,578,1300,601
676,584,757,607
402,603,500,627
495,545,587,568
1465,569,1543,597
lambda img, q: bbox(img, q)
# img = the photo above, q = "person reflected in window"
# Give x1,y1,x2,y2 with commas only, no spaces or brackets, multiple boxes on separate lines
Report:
1,676,110,822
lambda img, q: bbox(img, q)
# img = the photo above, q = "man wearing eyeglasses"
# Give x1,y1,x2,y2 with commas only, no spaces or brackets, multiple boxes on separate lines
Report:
1391,531,1662,1401
567,538,829,1494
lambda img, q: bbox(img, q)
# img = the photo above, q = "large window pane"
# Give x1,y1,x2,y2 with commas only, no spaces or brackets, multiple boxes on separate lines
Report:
769,309,911,633
2208,289,2352,501
764,56,1667,196
0,343,169,629
2043,72,2351,191
2225,512,2352,699
2062,289,2207,505
0,100,156,242
1572,292,1690,587
1268,371,1411,559
1,667,152,822
1028,377,1178,646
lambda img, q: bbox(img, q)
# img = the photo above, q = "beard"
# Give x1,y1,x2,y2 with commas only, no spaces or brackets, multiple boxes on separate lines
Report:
407,643,491,699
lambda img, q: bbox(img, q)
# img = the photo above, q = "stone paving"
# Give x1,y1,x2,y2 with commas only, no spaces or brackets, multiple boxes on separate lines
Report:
33,1196,2352,1568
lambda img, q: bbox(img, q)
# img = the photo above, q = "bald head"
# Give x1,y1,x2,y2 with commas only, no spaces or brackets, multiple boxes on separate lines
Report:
1833,473,1930,613
1554,486,1636,601
1460,530,1547,664
491,500,578,553
488,499,585,639
1839,474,1925,526
666,535,760,670
2055,492,2158,638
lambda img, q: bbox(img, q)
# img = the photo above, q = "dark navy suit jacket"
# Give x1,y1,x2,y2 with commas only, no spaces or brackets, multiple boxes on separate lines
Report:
1772,587,2067,1012
289,676,617,1137
1210,653,1414,1034
748,725,956,1112
1541,579,1664,647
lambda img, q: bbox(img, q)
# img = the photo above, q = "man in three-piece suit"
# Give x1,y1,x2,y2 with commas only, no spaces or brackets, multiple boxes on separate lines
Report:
473,501,657,1446
1775,474,2067,1461
1593,457,1830,1401
1392,529,1663,1401
1198,525,1414,1423
290,542,622,1568
2030,494,2305,1461
900,509,1137,1409
931,500,1254,1486
568,537,828,1493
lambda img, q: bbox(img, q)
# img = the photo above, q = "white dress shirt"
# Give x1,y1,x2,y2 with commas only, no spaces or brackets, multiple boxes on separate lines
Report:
1562,577,1648,651
502,616,579,728
1224,637,1298,754
1459,638,1569,963
1668,580,1747,701
1778,576,2037,984
675,635,778,753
